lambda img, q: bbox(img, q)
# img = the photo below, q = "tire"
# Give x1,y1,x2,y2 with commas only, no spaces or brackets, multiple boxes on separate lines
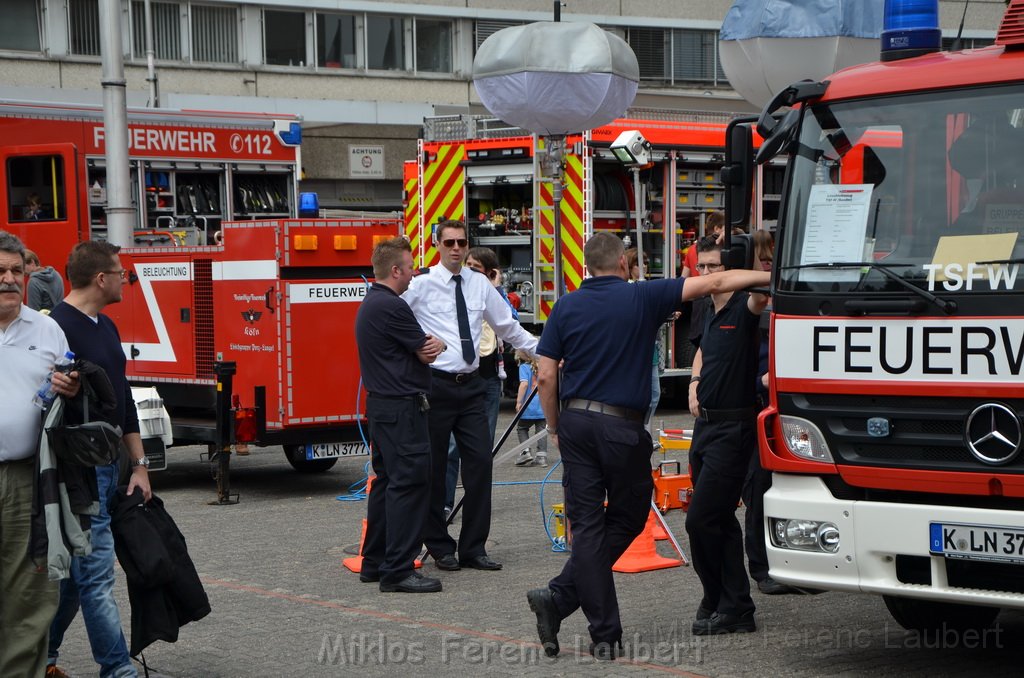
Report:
883,595,1000,632
284,445,339,473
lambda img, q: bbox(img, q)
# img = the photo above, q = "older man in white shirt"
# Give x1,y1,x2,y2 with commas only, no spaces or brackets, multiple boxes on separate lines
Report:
0,231,78,677
403,220,537,572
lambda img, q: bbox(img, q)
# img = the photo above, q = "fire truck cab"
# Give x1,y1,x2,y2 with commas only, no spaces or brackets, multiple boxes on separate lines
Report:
729,0,1024,632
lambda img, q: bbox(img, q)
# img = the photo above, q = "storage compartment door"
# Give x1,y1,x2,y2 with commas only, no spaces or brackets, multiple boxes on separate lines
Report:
282,279,366,425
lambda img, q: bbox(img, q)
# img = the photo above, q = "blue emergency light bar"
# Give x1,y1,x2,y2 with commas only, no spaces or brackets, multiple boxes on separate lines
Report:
881,0,942,61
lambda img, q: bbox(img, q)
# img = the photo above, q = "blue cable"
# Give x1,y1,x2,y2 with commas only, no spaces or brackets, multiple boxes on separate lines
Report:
538,459,568,552
336,277,375,502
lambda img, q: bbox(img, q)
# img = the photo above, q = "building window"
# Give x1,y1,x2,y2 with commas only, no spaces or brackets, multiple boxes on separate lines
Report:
191,4,238,64
130,1,181,61
416,19,452,73
366,15,405,70
671,29,725,85
265,9,306,67
629,27,725,86
941,37,995,50
317,13,357,68
7,155,67,223
1,0,41,52
69,0,101,56
475,20,523,51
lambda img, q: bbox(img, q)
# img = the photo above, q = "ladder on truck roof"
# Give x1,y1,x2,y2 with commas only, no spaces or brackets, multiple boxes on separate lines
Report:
422,107,742,142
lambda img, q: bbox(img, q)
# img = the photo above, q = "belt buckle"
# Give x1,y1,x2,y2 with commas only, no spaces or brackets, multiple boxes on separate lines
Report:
454,372,467,384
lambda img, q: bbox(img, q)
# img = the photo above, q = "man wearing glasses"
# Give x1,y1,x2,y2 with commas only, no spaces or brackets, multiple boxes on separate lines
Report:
47,241,151,678
403,220,537,574
685,235,769,636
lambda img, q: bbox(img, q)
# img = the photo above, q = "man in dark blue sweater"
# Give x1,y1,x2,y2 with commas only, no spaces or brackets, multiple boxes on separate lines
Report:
47,241,151,678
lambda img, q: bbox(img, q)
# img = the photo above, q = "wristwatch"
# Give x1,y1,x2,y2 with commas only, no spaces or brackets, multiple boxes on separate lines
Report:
132,456,150,468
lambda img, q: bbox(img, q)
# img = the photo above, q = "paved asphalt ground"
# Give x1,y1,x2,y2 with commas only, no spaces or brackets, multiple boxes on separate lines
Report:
51,403,1024,677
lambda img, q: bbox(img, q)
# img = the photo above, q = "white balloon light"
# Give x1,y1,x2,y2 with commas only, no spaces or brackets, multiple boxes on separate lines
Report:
472,22,639,135
719,0,884,109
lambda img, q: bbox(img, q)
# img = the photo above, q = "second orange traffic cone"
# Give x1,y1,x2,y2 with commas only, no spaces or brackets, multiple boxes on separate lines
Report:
612,509,683,573
342,477,421,574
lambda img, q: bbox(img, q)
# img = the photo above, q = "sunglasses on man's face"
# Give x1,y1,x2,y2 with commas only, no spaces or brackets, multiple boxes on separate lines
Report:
441,238,468,248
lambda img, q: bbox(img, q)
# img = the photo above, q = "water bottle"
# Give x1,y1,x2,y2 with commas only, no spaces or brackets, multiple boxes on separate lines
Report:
31,350,75,409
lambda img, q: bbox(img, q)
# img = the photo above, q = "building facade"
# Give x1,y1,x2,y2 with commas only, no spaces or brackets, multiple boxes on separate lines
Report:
0,0,1001,210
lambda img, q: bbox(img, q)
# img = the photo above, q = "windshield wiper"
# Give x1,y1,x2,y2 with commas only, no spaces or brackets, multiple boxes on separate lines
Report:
780,261,957,315
978,258,1024,266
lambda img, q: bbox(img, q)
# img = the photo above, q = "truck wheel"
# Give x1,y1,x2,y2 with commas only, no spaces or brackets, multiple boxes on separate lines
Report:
284,445,339,473
883,595,1000,632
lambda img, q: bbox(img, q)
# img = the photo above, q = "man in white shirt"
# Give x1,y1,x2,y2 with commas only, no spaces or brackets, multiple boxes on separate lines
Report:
403,220,537,572
0,231,79,677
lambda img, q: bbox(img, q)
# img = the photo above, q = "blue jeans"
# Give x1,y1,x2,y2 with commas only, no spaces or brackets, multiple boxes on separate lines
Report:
445,375,501,510
48,462,136,678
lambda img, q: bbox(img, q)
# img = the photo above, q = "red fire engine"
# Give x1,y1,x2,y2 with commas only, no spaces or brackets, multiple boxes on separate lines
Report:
405,110,783,381
728,0,1024,632
1,100,399,497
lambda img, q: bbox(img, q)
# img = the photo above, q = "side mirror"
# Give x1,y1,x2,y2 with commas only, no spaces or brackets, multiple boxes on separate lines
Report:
723,119,755,231
722,232,754,272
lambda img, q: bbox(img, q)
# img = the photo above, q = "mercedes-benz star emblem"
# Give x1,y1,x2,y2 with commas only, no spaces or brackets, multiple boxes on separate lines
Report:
965,403,1023,466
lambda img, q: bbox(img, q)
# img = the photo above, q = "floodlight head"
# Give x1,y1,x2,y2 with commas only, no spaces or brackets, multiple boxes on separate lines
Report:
610,130,652,166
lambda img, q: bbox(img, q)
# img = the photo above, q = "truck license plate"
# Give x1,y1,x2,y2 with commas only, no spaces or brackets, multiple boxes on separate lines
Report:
929,522,1024,564
305,442,369,460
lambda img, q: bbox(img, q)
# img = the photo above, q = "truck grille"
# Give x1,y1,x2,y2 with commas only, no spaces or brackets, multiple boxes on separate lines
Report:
192,259,214,378
777,393,1024,473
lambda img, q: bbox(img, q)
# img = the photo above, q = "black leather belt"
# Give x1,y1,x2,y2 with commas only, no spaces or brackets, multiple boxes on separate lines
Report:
564,398,644,423
432,369,479,384
699,406,757,422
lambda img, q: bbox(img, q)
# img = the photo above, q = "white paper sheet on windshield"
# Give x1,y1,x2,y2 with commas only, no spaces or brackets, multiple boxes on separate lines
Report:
800,184,875,282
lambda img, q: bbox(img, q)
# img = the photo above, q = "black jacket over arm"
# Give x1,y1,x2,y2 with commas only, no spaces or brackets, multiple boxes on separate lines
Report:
109,487,211,656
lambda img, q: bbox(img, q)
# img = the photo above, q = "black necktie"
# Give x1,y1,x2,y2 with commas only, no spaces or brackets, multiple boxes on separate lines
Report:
453,274,475,364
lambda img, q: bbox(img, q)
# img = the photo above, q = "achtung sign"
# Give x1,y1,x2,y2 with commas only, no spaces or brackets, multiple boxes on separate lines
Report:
349,145,384,179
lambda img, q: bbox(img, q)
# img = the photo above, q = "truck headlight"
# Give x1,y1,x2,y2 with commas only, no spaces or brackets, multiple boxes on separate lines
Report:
769,518,841,553
779,415,833,462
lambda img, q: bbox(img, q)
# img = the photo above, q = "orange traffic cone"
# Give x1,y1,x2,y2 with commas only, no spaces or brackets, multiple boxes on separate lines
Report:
342,518,369,573
342,477,421,574
612,509,683,573
652,514,669,541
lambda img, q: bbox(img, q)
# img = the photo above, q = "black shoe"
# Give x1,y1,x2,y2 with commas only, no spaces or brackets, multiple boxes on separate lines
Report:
692,610,757,636
526,588,561,657
434,553,461,571
757,576,797,595
460,554,503,570
379,572,442,593
690,604,715,632
359,571,380,583
589,640,622,661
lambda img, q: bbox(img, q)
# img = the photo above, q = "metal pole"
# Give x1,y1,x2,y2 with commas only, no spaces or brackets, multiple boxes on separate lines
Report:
98,0,133,246
633,168,645,279
210,361,240,505
143,0,159,107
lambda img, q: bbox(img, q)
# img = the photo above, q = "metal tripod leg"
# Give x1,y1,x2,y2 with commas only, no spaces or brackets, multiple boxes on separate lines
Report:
651,499,688,565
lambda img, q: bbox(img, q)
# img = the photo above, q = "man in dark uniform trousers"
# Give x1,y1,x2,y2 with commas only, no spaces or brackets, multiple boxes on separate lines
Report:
402,220,537,573
526,232,769,659
686,236,769,633
355,237,445,593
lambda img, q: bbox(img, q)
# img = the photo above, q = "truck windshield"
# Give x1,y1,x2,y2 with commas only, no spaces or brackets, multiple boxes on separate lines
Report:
777,86,1024,297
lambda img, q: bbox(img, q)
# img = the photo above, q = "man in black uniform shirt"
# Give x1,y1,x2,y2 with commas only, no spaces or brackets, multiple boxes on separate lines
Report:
526,233,770,659
686,236,769,634
355,237,445,593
